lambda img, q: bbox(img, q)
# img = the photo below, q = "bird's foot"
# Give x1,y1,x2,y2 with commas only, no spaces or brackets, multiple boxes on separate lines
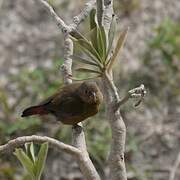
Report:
72,123,83,133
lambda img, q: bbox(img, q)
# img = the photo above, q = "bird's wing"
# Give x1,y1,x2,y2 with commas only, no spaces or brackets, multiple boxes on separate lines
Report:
39,83,81,106
46,95,84,116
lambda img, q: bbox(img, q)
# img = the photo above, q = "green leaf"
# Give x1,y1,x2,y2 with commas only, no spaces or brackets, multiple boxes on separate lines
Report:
34,143,48,179
25,143,36,163
106,15,116,60
70,30,85,40
71,55,101,68
90,27,99,51
74,38,102,62
89,9,99,51
70,29,102,63
100,26,107,57
30,143,36,163
14,148,35,178
90,9,97,30
76,68,101,74
107,28,129,71
77,45,103,68
97,26,106,61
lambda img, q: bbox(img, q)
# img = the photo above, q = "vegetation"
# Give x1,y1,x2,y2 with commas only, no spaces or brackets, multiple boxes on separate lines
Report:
0,1,179,178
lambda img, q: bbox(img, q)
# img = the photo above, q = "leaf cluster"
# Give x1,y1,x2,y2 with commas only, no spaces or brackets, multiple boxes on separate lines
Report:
70,9,128,80
14,142,48,180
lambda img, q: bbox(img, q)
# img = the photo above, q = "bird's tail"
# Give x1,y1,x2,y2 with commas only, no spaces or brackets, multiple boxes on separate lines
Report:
21,105,48,117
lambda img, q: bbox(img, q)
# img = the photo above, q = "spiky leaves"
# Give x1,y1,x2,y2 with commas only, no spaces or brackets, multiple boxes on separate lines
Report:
70,9,128,79
14,142,48,180
107,28,129,72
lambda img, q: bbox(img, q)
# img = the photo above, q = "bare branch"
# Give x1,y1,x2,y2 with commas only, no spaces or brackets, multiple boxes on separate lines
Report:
169,151,180,180
115,84,146,109
101,0,128,174
104,72,119,99
0,135,80,156
61,34,73,84
71,0,96,29
102,74,127,180
38,0,96,32
37,0,69,33
72,125,101,180
96,0,104,26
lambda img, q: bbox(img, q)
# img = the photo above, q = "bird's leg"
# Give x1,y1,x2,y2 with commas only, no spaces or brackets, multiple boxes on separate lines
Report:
72,123,83,133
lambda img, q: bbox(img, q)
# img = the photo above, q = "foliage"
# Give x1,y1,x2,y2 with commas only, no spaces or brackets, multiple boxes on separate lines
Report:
14,142,48,180
70,9,128,79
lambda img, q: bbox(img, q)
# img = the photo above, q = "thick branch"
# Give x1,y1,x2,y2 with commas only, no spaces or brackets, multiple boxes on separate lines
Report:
102,75,127,180
0,135,80,156
72,125,101,180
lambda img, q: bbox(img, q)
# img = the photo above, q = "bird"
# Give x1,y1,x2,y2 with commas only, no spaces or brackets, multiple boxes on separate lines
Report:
21,81,103,125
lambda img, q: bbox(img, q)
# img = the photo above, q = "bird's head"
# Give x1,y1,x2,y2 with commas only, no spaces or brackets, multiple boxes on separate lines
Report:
78,82,103,104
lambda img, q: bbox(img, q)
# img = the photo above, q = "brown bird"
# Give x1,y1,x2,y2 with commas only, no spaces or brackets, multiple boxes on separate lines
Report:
21,81,103,125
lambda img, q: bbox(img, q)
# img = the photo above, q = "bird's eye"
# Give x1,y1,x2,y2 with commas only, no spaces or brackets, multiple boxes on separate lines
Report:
85,90,89,94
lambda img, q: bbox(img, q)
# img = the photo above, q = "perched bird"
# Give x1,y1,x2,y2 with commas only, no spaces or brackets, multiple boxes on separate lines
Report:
21,82,103,125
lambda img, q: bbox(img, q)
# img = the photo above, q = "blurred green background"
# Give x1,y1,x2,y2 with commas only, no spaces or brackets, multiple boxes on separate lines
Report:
0,0,179,180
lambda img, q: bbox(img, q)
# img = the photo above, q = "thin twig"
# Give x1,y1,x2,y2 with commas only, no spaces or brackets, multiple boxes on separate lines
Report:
114,84,146,110
38,0,69,33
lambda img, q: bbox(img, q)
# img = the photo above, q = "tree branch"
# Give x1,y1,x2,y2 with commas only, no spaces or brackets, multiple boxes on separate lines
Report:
102,74,127,180
101,2,128,178
72,125,101,180
0,135,80,156
115,84,146,110
37,0,69,33
71,0,96,29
